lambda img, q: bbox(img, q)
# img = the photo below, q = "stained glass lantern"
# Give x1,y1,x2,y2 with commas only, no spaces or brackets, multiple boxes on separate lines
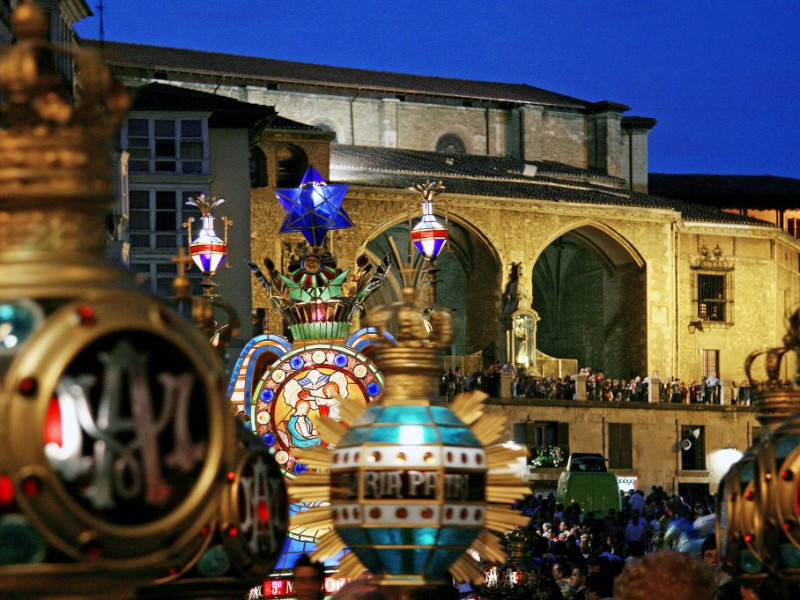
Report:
189,214,227,274
328,402,488,586
287,286,531,590
411,191,449,261
185,194,230,283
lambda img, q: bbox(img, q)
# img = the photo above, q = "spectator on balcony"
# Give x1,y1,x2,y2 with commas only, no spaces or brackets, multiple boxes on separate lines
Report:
739,379,751,405
706,372,719,403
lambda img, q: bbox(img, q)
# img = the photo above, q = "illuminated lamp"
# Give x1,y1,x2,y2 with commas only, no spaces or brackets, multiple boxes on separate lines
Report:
286,283,530,590
411,199,449,261
717,311,800,583
410,181,449,306
184,194,232,297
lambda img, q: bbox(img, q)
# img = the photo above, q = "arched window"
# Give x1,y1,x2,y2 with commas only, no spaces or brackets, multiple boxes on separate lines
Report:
436,133,467,155
276,144,309,187
313,121,338,143
249,146,267,188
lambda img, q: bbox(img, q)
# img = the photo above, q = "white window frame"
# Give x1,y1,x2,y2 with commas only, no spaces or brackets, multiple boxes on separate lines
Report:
128,186,209,251
121,112,210,175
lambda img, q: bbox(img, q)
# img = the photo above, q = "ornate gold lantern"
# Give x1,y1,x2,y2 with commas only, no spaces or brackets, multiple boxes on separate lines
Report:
287,281,531,591
0,3,240,596
717,309,800,583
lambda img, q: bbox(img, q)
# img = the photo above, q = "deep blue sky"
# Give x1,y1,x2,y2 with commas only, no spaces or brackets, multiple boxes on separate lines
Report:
76,1,800,179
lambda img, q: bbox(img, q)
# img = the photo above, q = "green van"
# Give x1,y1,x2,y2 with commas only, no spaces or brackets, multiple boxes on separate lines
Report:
556,453,621,518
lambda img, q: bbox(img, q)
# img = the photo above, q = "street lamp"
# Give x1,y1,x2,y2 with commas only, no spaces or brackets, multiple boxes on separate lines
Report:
183,194,232,297
410,181,449,305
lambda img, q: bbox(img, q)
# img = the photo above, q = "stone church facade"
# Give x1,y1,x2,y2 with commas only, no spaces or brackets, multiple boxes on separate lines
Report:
0,4,789,494
92,39,800,389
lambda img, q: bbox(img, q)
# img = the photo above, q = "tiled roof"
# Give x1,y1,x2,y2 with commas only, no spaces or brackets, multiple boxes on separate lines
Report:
331,145,624,184
650,174,800,210
266,115,320,132
84,39,591,109
330,146,770,226
128,82,273,128
128,82,317,131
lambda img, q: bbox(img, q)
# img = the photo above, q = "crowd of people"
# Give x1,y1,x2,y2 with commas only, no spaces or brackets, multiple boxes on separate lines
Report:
460,487,792,599
440,365,765,406
286,485,796,598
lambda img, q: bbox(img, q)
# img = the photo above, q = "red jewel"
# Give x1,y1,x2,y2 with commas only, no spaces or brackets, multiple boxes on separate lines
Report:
226,525,238,537
21,475,41,497
18,377,37,397
76,305,96,326
83,541,102,559
0,475,15,506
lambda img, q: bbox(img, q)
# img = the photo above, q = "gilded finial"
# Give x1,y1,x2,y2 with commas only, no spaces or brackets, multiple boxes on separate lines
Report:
744,305,800,430
0,0,129,216
412,180,446,203
185,194,225,217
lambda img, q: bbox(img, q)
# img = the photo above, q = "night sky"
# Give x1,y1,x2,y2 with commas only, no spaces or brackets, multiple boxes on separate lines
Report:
76,1,800,179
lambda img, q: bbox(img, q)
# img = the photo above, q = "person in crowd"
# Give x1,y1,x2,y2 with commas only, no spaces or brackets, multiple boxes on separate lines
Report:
292,554,325,600
628,489,645,515
551,559,575,599
584,573,614,600
707,372,719,403
624,510,647,557
568,563,589,600
613,551,716,600
701,534,729,586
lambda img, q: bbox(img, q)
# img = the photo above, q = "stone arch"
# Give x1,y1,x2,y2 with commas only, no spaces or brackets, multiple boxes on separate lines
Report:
249,145,268,188
310,118,341,143
360,209,503,361
531,219,648,380
275,143,309,187
531,219,646,272
435,133,468,155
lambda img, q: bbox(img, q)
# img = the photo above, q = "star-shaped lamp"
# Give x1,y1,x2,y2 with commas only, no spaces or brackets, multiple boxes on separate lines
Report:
276,166,353,247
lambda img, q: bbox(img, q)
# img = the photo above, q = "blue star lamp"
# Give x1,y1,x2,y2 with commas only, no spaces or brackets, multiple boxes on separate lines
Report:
275,166,353,247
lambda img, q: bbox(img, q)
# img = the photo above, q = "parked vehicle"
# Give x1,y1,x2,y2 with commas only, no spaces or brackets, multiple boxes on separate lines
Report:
556,453,621,518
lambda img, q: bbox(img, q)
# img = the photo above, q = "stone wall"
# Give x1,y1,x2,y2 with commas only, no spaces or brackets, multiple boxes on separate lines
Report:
247,154,799,383
150,80,623,172
676,229,800,384
486,399,759,495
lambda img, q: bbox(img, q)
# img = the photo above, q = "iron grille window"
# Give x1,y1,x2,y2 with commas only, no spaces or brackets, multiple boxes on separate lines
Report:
691,246,734,325
698,273,726,321
680,425,706,471
608,423,633,469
